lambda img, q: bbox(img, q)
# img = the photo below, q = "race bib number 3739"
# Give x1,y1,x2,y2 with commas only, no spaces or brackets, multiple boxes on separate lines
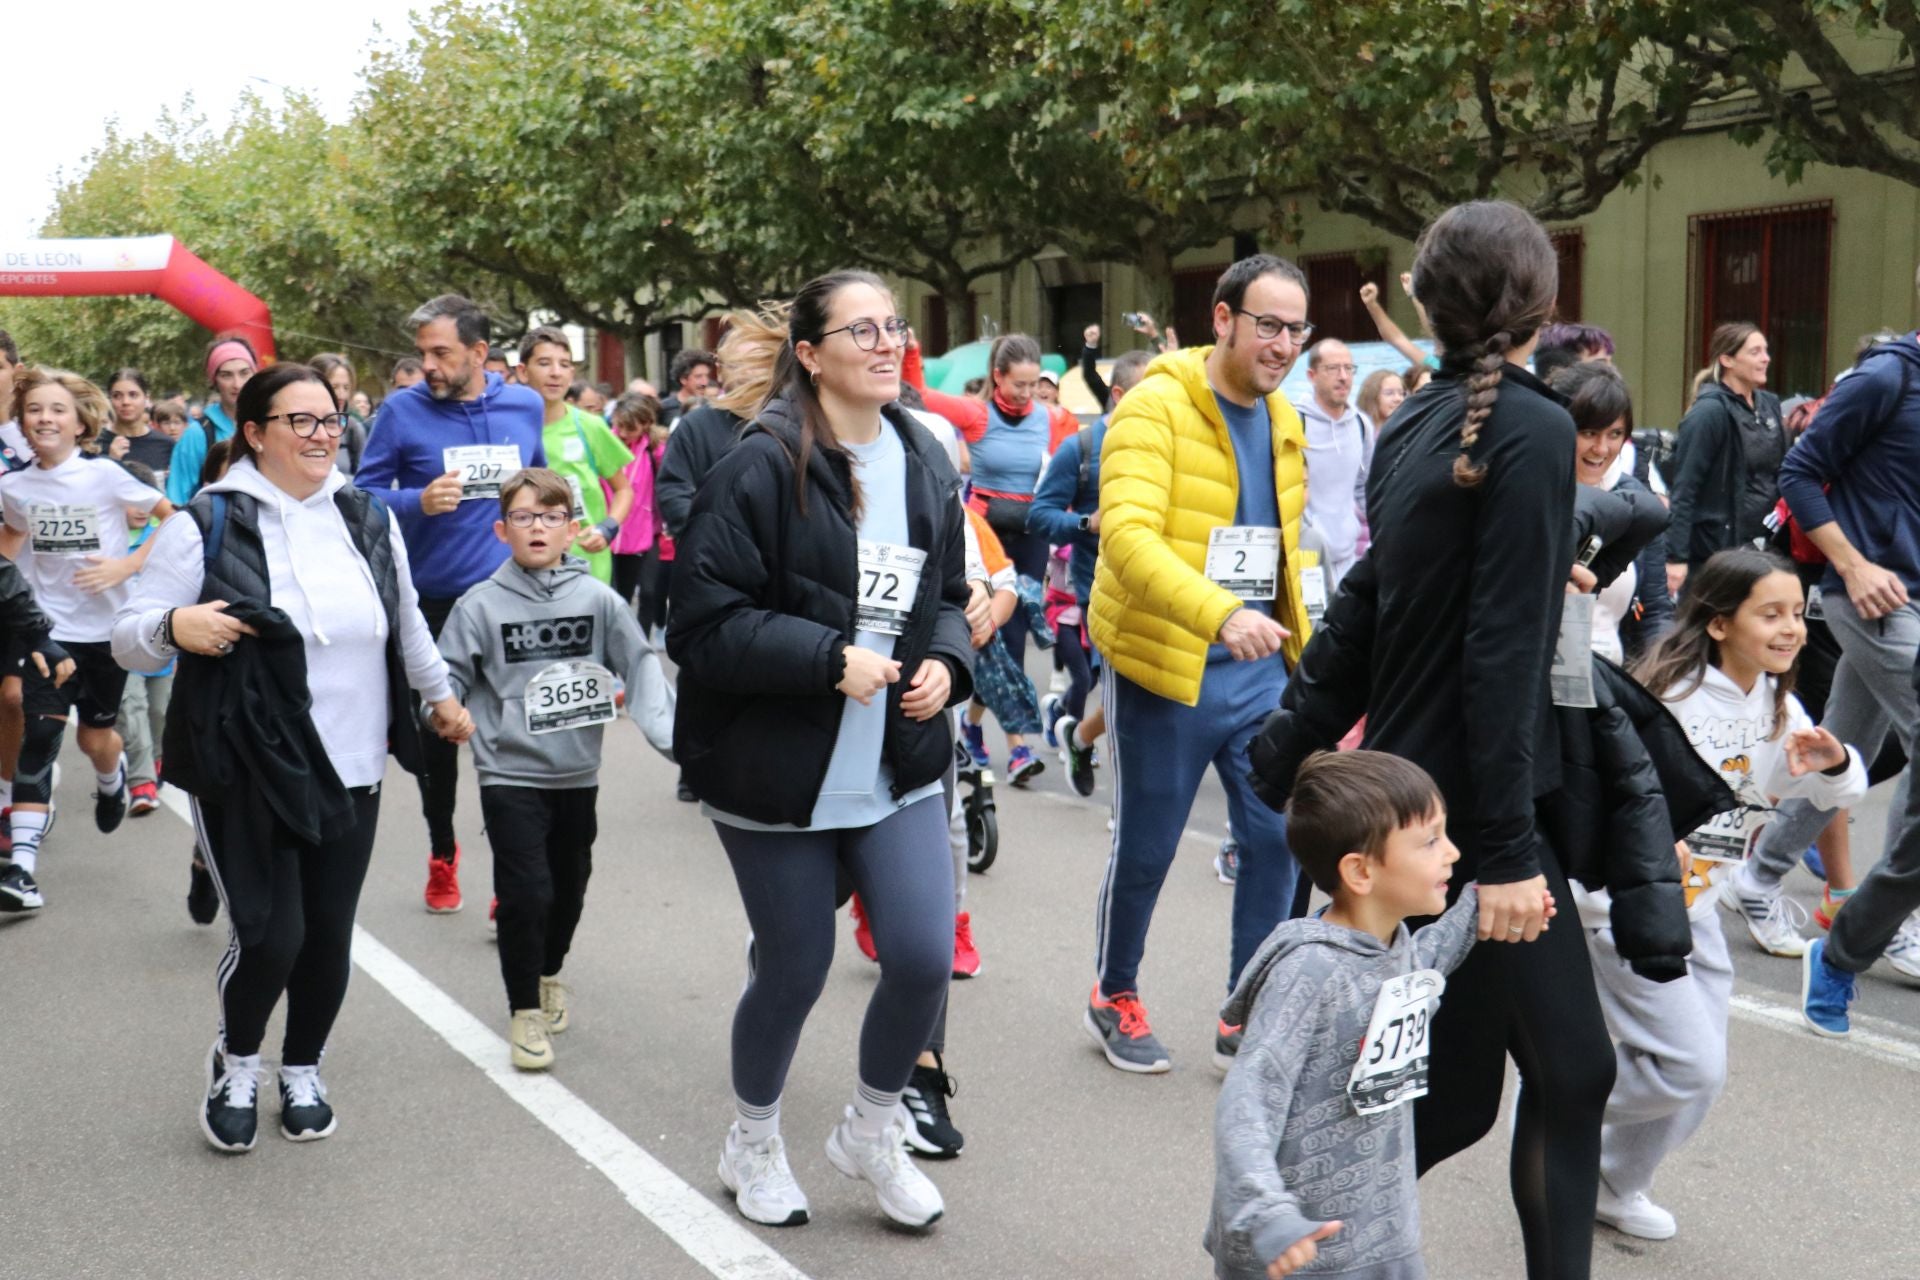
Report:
1347,968,1446,1116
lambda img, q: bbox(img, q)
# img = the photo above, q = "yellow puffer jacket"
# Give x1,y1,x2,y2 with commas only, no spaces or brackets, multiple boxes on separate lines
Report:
1088,346,1312,706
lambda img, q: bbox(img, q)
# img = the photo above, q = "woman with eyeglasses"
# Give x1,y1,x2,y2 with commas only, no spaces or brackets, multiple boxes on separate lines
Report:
113,362,471,1154
670,269,973,1230
903,332,1076,786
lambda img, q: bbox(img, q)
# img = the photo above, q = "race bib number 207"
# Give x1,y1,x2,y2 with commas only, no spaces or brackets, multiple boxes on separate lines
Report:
444,444,523,502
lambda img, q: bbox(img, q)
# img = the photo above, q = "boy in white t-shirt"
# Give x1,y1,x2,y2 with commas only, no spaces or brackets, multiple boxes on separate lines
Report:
0,368,171,903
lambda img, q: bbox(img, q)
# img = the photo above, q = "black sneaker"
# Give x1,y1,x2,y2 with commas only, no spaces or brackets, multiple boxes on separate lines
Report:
187,855,220,926
676,774,696,803
94,769,129,834
901,1058,964,1159
200,1041,261,1153
0,863,43,912
1057,715,1096,798
278,1065,337,1142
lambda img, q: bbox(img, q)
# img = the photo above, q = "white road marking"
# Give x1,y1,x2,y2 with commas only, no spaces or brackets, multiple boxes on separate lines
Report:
1728,989,1920,1075
1030,786,1219,848
159,785,807,1280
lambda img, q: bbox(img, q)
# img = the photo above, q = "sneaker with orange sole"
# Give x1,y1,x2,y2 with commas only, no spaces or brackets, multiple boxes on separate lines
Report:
952,912,982,979
129,781,160,816
1084,986,1171,1073
425,845,462,913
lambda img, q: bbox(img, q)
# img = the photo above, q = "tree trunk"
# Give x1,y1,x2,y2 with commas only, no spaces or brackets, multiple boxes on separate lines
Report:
622,330,650,386
1135,237,1177,343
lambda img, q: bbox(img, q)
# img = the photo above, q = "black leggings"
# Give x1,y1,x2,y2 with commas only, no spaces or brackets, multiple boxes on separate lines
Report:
1057,621,1094,721
483,784,597,1012
197,787,382,1065
994,527,1050,669
1415,852,1614,1280
415,596,460,857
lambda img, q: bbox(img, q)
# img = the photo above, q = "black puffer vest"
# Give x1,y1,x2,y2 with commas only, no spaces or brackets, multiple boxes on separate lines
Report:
166,486,424,779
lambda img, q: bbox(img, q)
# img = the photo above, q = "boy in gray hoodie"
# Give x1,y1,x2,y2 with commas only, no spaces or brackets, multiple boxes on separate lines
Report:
1207,751,1554,1278
437,468,674,1071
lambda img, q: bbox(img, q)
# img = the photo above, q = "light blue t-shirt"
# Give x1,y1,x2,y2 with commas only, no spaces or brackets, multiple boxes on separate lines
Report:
711,423,943,831
1209,390,1279,660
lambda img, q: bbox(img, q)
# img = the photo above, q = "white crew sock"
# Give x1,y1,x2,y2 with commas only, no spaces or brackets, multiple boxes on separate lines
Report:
735,1097,780,1148
95,754,126,796
10,810,49,875
850,1081,903,1141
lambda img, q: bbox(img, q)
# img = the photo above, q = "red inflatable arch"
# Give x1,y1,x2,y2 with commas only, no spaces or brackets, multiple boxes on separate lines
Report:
0,235,276,362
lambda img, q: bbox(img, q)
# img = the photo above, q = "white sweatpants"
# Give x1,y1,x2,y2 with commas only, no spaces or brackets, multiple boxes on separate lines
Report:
1586,908,1734,1198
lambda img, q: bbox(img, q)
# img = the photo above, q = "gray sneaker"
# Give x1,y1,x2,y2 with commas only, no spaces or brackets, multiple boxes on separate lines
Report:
1213,839,1240,885
1722,860,1809,957
1084,987,1172,1073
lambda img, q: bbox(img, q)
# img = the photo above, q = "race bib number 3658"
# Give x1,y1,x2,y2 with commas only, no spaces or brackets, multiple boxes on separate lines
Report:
1347,968,1445,1116
523,660,617,735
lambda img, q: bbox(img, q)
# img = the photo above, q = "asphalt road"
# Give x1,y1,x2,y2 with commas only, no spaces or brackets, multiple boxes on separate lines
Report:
4,684,1919,1279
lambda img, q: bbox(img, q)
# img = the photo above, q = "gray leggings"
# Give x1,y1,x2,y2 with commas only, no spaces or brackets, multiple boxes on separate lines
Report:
716,794,953,1108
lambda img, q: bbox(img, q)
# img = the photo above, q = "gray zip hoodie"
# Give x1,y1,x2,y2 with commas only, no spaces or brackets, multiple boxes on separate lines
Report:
437,555,674,788
1205,885,1479,1279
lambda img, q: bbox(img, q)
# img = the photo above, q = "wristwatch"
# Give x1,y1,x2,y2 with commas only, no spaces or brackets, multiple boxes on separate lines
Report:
1077,514,1092,533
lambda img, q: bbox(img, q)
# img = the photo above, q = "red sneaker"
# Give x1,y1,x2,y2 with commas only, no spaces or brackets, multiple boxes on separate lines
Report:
129,782,161,816
952,912,982,979
850,894,877,962
425,846,463,913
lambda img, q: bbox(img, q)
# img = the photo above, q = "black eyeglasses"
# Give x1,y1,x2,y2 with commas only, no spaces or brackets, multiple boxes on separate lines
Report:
504,510,572,529
1233,310,1315,344
264,411,350,439
818,318,912,351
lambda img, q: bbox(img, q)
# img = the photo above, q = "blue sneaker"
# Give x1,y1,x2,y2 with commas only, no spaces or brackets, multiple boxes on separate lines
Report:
1801,843,1827,881
1007,745,1044,787
1041,696,1063,750
961,721,990,770
1801,938,1856,1038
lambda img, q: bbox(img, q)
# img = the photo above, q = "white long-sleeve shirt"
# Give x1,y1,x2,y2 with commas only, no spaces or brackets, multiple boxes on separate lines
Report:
113,458,452,789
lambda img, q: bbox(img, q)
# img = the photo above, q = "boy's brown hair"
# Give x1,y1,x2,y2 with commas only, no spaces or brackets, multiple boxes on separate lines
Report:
498,465,573,516
1285,751,1445,894
151,398,189,424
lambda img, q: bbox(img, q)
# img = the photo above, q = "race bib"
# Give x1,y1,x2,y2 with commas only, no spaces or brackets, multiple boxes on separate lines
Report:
855,540,926,637
1206,526,1280,601
1347,968,1445,1115
1296,547,1328,626
523,660,617,735
28,502,101,555
1551,594,1597,708
565,474,587,522
1686,757,1772,864
443,444,522,502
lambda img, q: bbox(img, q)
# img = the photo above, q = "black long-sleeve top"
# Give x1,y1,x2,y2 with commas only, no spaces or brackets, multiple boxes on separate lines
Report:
1353,364,1576,884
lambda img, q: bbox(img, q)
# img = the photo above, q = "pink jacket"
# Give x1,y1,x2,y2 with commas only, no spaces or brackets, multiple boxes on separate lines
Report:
611,442,666,556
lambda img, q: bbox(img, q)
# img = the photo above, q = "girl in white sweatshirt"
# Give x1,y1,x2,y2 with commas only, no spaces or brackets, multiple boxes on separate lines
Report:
1575,547,1865,1242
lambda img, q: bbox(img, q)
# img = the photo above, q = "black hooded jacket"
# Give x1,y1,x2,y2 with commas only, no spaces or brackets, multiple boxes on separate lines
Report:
667,396,975,827
1665,380,1786,567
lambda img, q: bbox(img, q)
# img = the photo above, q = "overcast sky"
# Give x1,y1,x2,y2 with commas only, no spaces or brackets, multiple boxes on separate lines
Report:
4,1,410,239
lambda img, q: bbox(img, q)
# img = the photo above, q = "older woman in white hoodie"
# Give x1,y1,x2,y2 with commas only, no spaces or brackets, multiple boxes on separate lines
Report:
114,362,470,1154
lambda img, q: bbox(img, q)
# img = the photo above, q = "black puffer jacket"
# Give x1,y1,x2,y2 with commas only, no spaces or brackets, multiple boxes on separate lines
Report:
1539,658,1736,980
655,405,746,536
1665,380,1786,567
667,396,975,826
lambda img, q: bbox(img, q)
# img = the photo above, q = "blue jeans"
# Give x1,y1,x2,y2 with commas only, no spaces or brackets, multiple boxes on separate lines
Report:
1096,654,1297,996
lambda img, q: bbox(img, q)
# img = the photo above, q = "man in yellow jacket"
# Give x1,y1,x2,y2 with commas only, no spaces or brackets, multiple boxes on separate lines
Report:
1084,256,1317,1074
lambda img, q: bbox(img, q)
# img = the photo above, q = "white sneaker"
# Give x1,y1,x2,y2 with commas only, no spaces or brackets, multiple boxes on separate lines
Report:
718,1125,810,1226
1595,1184,1676,1240
1722,861,1810,957
825,1108,944,1227
1885,915,1920,981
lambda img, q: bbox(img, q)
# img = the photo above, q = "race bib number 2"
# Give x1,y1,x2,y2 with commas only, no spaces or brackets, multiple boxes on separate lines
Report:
523,660,617,735
1206,526,1280,601
443,444,523,502
28,503,102,555
1347,968,1445,1115
855,540,926,637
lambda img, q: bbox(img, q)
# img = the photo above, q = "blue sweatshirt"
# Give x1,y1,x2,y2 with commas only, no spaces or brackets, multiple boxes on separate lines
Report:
1028,416,1105,606
1779,336,1920,595
165,402,237,506
354,373,547,600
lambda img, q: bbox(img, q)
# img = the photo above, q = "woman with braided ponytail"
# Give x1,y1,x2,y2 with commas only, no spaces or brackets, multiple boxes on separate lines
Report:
1254,202,1613,1277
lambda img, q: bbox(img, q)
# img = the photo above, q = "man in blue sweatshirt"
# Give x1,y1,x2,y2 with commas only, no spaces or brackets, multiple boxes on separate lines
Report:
1732,318,1920,1013
357,294,546,915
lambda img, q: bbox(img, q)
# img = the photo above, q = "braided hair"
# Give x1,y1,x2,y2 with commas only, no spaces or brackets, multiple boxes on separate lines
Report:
1409,202,1559,487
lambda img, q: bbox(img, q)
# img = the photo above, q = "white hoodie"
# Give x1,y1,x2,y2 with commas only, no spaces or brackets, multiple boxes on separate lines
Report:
1575,663,1866,927
113,457,452,789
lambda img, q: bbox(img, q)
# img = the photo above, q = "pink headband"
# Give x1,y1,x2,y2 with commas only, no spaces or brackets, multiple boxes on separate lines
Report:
206,341,256,383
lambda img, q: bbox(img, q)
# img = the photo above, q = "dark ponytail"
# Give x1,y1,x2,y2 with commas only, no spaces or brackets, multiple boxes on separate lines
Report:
1410,202,1559,487
987,333,1042,401
770,269,889,522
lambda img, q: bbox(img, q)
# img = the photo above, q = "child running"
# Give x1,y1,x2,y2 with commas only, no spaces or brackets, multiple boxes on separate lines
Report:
435,468,675,1070
1208,750,1553,1279
1584,547,1863,1238
0,367,171,906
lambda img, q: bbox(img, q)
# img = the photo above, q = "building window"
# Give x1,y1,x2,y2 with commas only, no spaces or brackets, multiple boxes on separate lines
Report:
1299,252,1388,345
923,292,978,356
1551,230,1585,322
1173,266,1225,349
1689,201,1833,401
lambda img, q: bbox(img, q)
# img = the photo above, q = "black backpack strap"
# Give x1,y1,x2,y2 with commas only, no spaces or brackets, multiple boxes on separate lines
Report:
1075,426,1091,494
